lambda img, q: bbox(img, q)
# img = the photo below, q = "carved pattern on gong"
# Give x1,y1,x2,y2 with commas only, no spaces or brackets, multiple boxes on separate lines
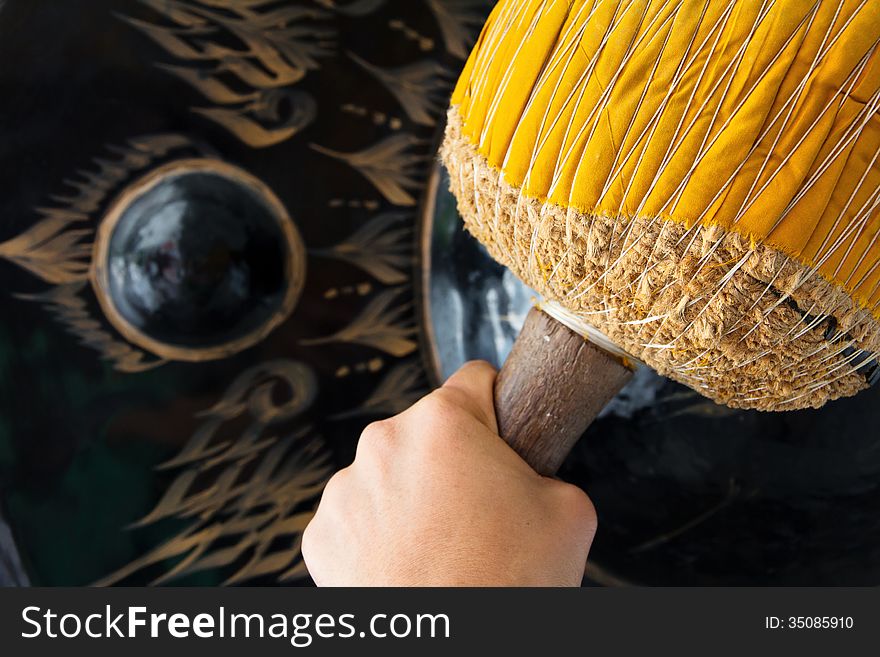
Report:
120,0,336,148
0,0,493,587
0,134,212,372
95,359,333,586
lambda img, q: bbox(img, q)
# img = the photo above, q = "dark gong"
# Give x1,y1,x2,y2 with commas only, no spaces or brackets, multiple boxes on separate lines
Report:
92,160,303,361
0,0,879,588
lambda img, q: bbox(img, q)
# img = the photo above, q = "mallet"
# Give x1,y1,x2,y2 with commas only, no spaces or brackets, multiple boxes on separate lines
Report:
440,0,880,475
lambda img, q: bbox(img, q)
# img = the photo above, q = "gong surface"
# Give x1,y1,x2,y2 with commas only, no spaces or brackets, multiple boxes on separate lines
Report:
0,0,492,586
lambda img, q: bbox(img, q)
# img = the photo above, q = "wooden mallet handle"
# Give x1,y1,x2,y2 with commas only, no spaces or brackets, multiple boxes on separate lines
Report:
494,307,634,476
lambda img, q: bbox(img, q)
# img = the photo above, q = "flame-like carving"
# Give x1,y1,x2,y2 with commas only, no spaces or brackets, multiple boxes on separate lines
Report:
311,134,429,206
332,358,428,419
313,211,413,285
96,360,333,586
17,282,165,373
300,286,418,357
121,0,335,147
349,52,453,126
0,135,194,286
0,134,206,372
425,0,491,60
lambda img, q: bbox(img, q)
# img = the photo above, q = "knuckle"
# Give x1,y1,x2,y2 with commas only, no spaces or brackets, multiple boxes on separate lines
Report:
418,389,464,424
300,514,322,564
301,521,329,586
554,483,598,531
360,419,395,442
408,393,462,450
357,420,396,454
318,467,350,504
304,474,348,563
355,420,399,473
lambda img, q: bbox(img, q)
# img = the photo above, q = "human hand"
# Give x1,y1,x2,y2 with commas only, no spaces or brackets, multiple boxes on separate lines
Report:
302,360,598,586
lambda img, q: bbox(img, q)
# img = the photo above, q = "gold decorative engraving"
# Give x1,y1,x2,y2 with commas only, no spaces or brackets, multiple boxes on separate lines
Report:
332,358,427,419
349,52,452,126
300,286,418,357
388,18,435,51
314,211,413,285
328,197,381,210
425,0,490,60
311,134,428,206
0,216,91,285
323,282,373,299
334,356,385,378
191,89,317,148
0,135,207,372
90,158,306,363
96,359,332,586
17,283,165,373
0,135,195,285
121,0,335,147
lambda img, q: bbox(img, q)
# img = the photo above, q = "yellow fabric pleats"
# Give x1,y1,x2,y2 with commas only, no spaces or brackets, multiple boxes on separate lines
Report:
451,0,880,317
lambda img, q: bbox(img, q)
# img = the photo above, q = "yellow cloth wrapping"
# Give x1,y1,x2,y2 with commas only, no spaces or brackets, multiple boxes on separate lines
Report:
451,0,880,318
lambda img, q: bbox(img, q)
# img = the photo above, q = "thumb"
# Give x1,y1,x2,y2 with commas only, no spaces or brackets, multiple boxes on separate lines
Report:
441,360,499,434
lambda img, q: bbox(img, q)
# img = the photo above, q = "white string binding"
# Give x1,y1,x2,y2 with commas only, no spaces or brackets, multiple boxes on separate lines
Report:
539,299,641,365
